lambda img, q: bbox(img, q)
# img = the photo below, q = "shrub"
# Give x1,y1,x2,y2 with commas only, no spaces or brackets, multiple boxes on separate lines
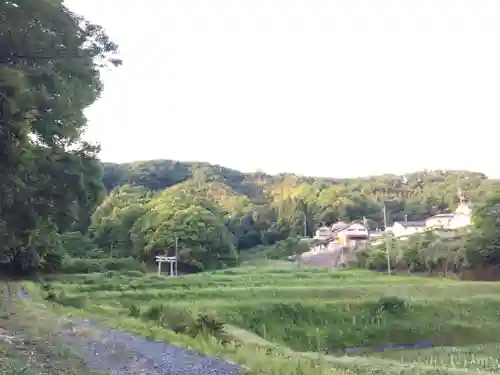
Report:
52,290,88,309
41,247,66,273
141,304,226,340
143,304,165,322
373,296,409,315
60,232,95,257
128,304,141,318
61,257,147,274
163,309,197,335
42,283,53,291
241,237,310,262
193,312,225,338
45,290,57,301
42,283,57,301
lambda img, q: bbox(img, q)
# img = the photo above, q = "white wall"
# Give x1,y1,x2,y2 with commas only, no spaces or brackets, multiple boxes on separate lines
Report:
425,216,452,228
343,222,369,237
449,214,471,229
392,222,424,238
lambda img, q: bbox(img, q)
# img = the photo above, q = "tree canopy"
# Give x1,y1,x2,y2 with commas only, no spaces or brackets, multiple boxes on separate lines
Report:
97,160,498,253
466,188,500,267
90,181,238,272
0,0,120,274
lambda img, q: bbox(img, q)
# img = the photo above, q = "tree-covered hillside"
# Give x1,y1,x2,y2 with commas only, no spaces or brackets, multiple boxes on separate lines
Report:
95,160,499,256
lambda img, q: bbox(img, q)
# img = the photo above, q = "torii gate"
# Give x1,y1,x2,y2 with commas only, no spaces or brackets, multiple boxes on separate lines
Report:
155,255,177,276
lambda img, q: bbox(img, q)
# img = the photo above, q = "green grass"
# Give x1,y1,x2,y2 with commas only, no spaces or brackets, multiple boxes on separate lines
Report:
371,343,500,371
28,266,500,374
0,282,99,375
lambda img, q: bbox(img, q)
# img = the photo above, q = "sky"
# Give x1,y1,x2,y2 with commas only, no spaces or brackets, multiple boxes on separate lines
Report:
64,0,500,178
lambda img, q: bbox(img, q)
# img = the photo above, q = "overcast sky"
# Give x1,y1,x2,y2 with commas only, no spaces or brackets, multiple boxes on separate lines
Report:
65,0,500,178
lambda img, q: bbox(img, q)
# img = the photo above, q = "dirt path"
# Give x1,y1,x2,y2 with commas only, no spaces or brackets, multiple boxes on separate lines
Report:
17,286,241,375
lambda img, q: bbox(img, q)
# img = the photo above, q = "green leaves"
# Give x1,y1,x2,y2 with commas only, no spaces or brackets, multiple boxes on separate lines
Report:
0,0,119,274
466,189,500,266
102,161,493,247
134,183,238,271
89,181,238,271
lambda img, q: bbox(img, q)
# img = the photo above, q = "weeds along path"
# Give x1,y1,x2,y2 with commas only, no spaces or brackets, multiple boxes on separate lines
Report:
18,286,241,375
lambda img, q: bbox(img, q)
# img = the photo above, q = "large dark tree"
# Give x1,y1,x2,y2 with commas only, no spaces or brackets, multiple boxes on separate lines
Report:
0,0,120,273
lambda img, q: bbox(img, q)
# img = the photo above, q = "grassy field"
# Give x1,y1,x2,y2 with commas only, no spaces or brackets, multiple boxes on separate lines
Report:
28,266,500,374
0,282,97,375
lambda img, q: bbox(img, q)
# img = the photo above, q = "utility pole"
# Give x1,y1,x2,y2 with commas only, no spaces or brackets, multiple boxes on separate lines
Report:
175,236,179,276
303,213,307,238
382,204,391,275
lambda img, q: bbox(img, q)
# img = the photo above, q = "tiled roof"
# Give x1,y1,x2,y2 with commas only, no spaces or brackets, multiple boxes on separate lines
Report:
395,221,426,228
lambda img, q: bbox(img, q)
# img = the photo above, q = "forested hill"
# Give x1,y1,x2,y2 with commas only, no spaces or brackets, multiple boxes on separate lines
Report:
98,159,498,250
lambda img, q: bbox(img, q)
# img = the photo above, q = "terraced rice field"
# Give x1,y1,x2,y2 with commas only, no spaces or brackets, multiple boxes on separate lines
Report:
31,266,500,374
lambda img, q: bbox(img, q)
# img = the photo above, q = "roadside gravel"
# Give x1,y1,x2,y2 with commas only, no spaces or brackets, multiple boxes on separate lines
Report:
19,286,241,375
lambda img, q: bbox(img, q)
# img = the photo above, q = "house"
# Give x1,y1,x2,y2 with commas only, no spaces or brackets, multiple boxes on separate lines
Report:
335,221,370,248
392,221,426,238
312,221,365,246
425,202,473,230
425,213,454,229
314,226,333,240
303,221,369,258
448,202,472,229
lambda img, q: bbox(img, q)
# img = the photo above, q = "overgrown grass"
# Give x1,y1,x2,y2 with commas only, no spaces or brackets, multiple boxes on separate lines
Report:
28,266,500,374
0,282,98,375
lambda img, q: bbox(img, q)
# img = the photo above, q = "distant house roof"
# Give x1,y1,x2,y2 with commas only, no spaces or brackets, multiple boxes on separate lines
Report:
427,213,454,220
332,220,364,233
395,221,426,229
315,221,365,245
317,226,331,232
331,221,349,231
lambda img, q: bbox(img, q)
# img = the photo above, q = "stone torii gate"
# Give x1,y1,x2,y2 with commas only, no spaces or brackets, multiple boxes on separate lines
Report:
155,256,178,276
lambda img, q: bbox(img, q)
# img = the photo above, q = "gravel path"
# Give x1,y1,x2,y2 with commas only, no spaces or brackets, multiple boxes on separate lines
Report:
19,287,241,375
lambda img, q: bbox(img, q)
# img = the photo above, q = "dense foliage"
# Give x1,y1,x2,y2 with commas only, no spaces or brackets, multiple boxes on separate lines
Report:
357,230,467,276
466,189,500,267
98,160,496,238
89,182,239,272
354,186,500,275
3,1,500,276
72,159,499,272
0,0,120,274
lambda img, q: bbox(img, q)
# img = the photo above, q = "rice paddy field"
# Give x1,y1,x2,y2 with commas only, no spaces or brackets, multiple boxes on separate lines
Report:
28,266,500,374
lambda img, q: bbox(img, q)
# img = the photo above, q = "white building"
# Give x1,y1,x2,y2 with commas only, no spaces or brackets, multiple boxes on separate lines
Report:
392,221,426,238
425,202,472,230
314,226,334,240
448,202,472,229
425,214,455,229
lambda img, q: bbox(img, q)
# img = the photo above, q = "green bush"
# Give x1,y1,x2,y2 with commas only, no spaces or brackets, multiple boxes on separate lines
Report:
373,296,409,315
143,304,165,322
60,232,95,257
61,257,147,274
162,309,197,335
242,237,310,262
41,247,66,273
128,304,141,318
48,290,88,309
193,312,225,338
141,303,226,340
